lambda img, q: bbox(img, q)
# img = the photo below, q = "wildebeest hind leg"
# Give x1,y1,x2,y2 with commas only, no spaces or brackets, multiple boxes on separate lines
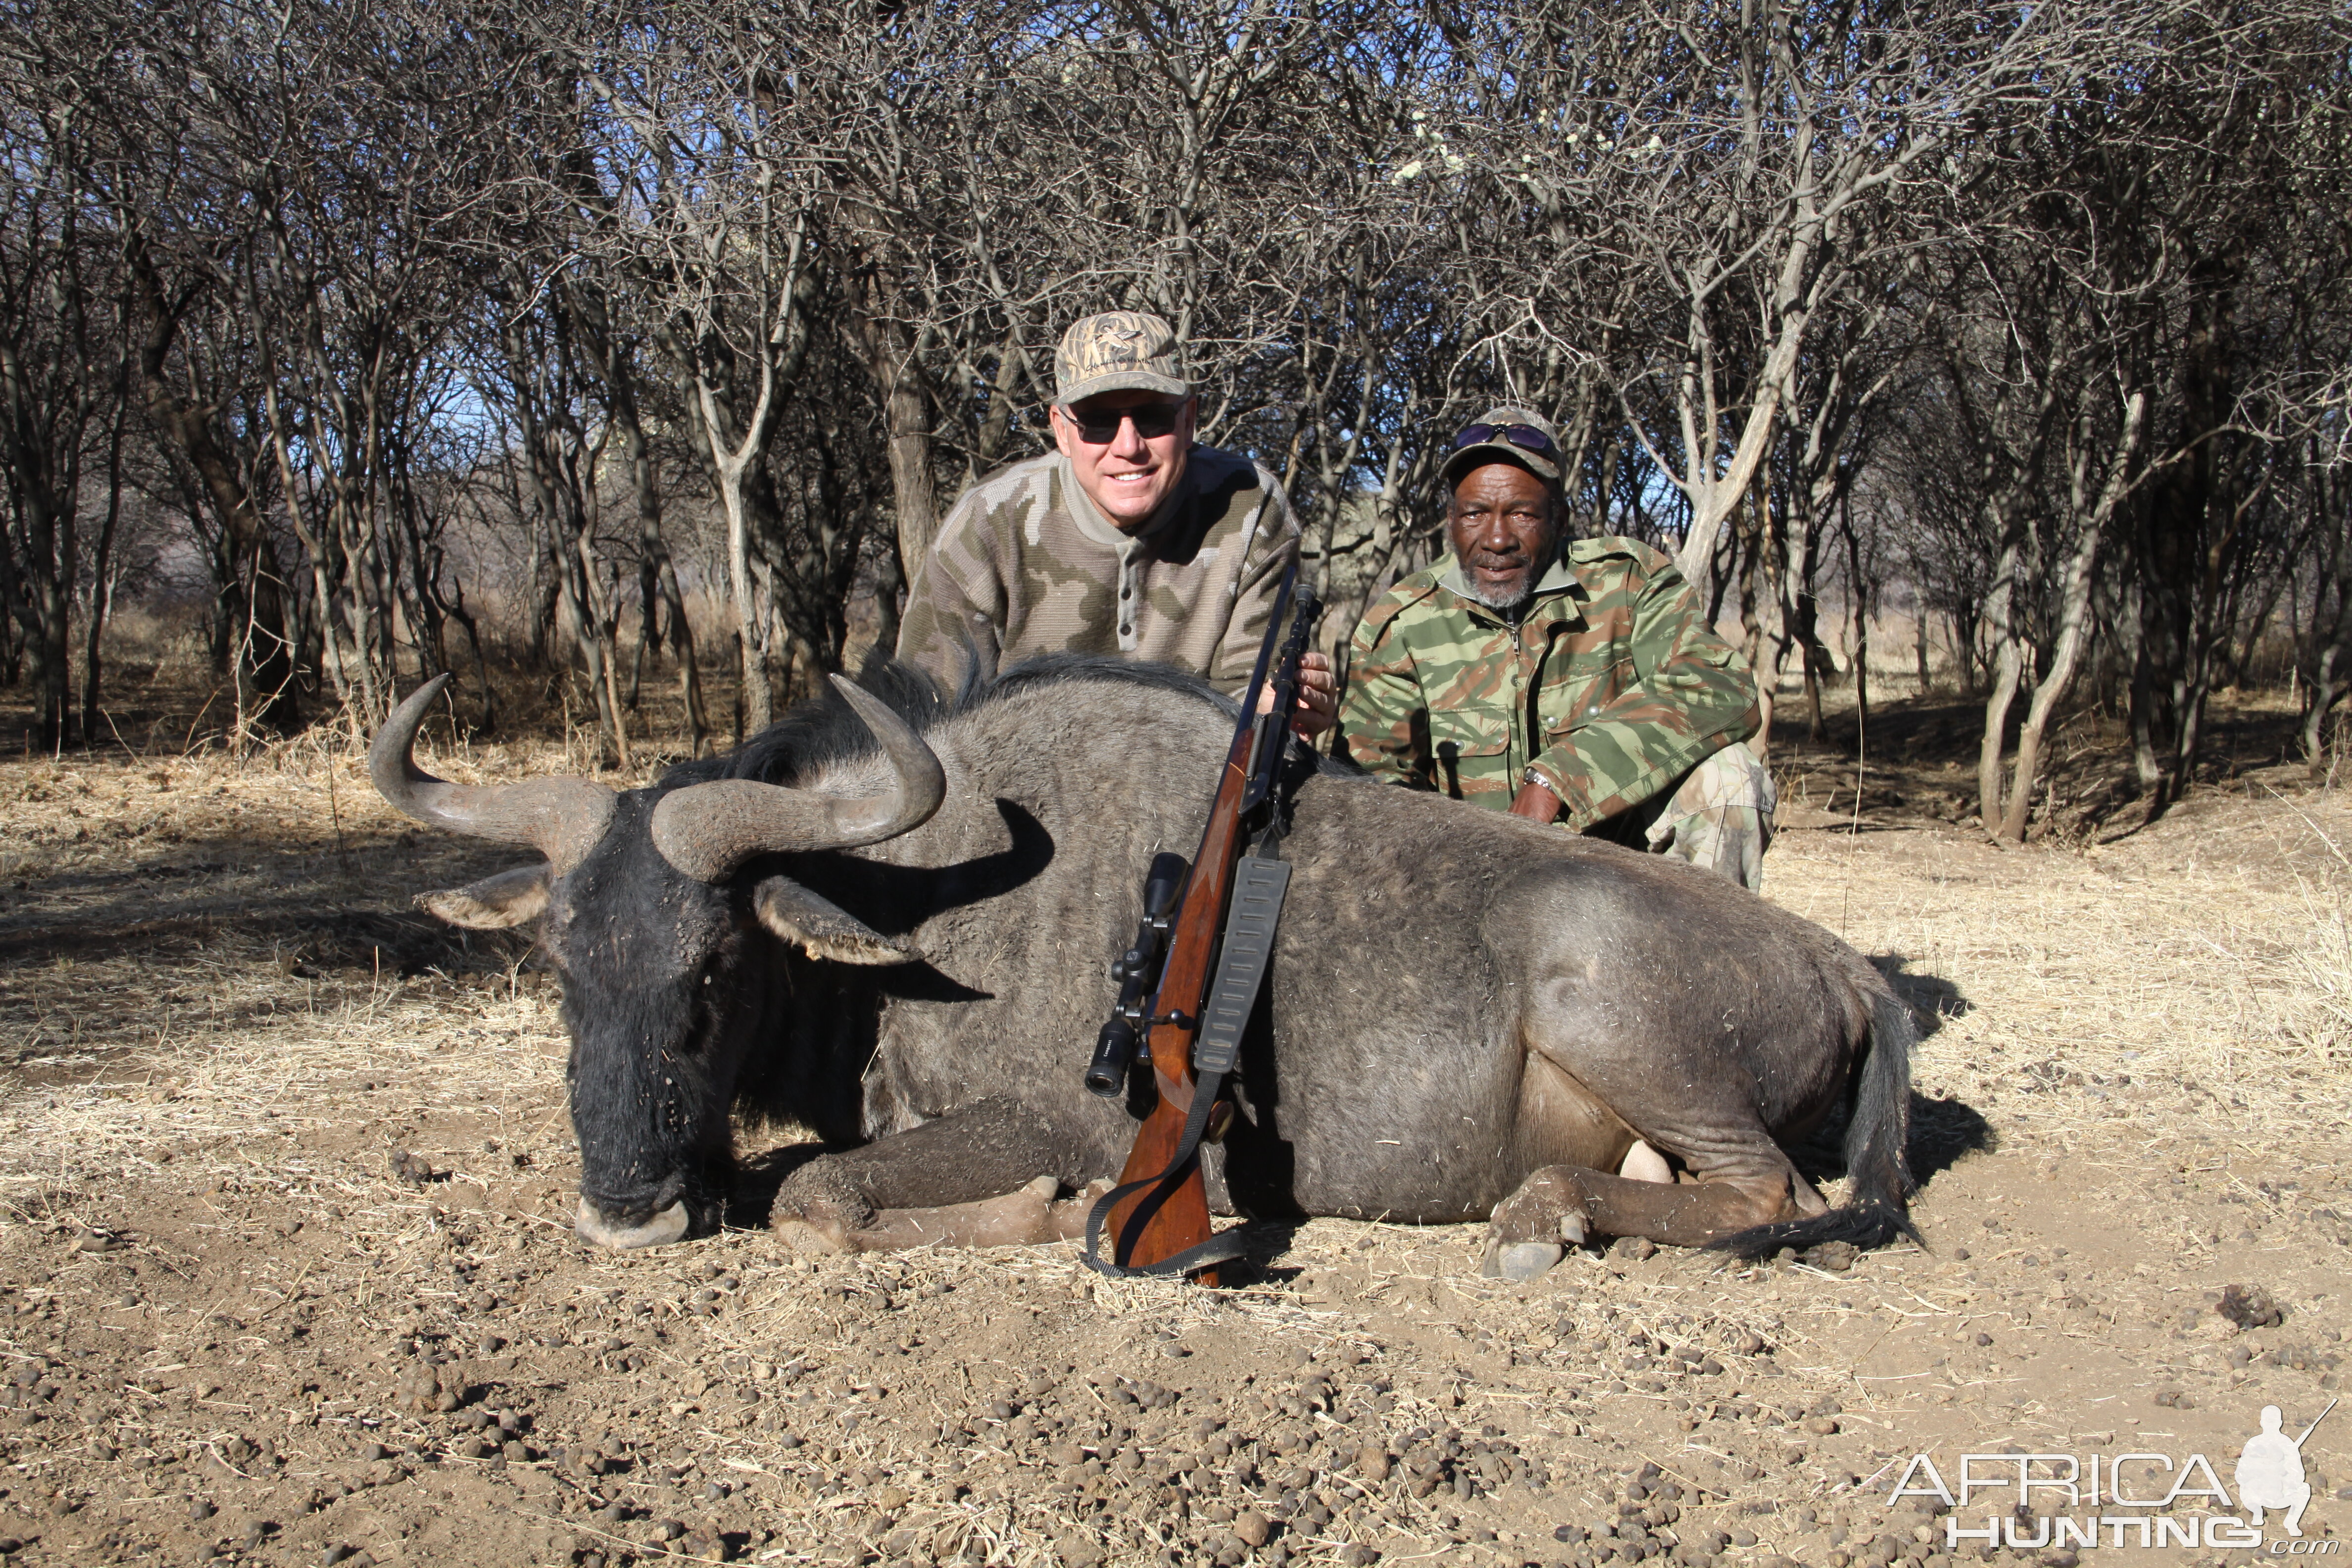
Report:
771,1096,1088,1254
1482,1163,1802,1279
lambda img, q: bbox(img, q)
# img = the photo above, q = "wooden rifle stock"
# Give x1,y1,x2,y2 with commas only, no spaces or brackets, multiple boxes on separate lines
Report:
1099,710,1259,1283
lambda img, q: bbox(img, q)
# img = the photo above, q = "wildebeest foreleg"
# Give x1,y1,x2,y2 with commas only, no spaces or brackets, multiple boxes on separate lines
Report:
1481,1163,1802,1280
796,1176,1113,1254
770,1096,1090,1254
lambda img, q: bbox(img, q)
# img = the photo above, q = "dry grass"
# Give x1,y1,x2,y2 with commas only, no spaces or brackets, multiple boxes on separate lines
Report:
3,728,2351,1567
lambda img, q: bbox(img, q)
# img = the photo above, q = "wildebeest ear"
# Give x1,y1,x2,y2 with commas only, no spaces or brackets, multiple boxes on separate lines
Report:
753,876,922,965
417,864,551,929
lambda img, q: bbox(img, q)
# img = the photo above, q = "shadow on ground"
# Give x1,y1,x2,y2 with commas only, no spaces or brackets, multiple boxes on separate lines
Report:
0,826,533,979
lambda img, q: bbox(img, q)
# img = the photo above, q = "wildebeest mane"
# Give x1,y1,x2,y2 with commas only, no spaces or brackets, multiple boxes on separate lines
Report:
653,652,1246,793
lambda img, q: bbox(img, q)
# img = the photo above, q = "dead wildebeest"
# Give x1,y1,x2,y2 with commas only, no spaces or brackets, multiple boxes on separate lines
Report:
369,656,1917,1279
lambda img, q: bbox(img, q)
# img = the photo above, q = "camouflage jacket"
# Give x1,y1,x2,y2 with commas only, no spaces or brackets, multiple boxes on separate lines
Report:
1337,539,1760,830
894,446,1298,695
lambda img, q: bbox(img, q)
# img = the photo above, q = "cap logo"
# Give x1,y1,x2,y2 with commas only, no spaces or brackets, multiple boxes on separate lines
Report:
1055,311,1189,404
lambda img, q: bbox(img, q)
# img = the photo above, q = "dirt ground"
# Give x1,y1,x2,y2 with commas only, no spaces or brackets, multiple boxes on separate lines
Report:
0,686,2348,1568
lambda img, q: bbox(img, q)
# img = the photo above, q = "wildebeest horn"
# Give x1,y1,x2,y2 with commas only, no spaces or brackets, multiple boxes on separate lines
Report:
648,675,947,882
369,675,619,875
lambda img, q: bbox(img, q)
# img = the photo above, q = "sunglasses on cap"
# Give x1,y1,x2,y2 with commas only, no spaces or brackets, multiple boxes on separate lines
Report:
1066,401,1186,443
1451,421,1558,457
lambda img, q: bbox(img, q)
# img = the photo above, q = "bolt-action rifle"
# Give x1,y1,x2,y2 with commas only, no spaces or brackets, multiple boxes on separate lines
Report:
1080,561,1321,1281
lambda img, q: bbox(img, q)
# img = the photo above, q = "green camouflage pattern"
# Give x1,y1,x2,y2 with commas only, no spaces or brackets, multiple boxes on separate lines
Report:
1643,741,1777,889
1338,537,1761,834
895,446,1296,695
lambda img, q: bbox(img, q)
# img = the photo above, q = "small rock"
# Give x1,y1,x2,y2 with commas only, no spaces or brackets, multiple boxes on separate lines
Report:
1357,1444,1391,1480
1235,1509,1273,1548
1056,1534,1105,1568
2217,1284,2284,1330
1805,1416,1840,1436
388,1149,439,1185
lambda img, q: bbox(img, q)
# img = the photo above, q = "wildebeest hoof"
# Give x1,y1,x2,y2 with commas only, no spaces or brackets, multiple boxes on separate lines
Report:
1559,1211,1588,1247
842,1176,1069,1252
1046,1177,1111,1241
1485,1241,1564,1281
576,1198,689,1250
773,1215,852,1256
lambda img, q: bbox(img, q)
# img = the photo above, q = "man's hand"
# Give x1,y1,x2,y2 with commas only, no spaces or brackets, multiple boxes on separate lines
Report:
1509,777,1562,823
1293,651,1337,737
1258,651,1338,737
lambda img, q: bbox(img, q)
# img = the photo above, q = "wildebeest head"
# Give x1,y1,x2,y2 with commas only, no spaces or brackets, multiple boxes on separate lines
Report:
369,673,947,1249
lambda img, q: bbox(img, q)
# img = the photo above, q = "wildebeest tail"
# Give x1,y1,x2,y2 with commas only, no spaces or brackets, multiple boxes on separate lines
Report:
1711,986,1920,1260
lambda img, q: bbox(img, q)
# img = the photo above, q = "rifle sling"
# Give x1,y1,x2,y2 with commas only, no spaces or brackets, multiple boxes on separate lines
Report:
1080,852,1294,1278
1078,1063,1245,1279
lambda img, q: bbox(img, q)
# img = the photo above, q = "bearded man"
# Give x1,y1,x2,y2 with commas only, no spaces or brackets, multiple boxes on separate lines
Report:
1337,406,1775,887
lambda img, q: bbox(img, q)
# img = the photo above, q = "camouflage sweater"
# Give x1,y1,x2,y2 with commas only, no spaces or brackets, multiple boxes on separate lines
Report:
895,446,1298,695
1338,539,1760,830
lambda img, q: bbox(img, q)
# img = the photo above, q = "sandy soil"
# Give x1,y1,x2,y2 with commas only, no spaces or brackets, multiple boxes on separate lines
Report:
0,732,2347,1568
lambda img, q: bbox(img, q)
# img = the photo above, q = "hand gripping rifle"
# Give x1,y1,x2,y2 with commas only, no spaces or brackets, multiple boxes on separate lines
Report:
1080,561,1321,1282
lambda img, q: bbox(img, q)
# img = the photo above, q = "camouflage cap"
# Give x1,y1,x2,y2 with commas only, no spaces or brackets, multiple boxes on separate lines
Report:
1054,311,1190,406
1441,404,1564,488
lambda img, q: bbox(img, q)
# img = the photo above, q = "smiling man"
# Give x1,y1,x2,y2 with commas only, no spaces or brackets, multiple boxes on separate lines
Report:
1337,406,1775,887
895,310,1334,730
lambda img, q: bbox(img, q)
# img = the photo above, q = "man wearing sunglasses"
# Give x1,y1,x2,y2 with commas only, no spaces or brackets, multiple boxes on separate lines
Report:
896,310,1336,732
1336,406,1774,887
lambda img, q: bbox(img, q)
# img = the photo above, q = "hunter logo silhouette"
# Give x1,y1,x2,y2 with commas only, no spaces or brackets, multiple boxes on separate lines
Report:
2238,1400,2331,1537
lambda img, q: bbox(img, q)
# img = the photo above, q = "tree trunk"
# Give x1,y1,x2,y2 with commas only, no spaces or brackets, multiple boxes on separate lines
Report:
79,383,129,742
129,241,298,735
854,315,940,586
1976,539,2026,832
617,395,707,756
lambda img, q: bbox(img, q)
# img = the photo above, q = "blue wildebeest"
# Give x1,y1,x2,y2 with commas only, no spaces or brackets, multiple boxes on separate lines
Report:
370,657,1915,1278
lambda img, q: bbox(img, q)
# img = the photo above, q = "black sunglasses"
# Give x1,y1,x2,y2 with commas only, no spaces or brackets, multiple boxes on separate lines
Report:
1451,421,1557,456
1068,401,1186,443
